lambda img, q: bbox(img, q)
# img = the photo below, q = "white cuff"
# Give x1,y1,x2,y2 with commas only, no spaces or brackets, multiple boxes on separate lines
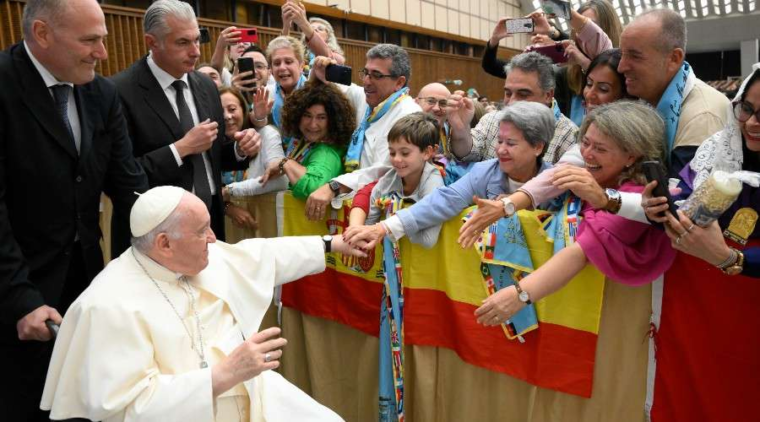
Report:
233,142,247,161
170,144,184,166
382,215,407,242
618,192,648,224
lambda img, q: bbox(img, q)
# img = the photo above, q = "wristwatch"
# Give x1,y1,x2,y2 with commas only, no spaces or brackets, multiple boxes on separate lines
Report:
322,235,333,253
328,180,342,195
500,197,516,217
603,188,622,214
513,282,532,305
721,248,745,276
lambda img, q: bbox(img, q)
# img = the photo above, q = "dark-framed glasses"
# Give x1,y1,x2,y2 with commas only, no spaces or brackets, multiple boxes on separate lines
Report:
733,101,760,123
418,97,449,108
359,68,397,81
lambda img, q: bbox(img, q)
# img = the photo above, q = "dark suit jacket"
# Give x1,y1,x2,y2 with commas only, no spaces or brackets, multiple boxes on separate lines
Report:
111,57,247,240
0,43,149,329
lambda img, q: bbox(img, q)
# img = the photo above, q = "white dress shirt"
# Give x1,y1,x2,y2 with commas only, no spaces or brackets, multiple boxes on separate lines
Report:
147,54,216,195
24,41,82,153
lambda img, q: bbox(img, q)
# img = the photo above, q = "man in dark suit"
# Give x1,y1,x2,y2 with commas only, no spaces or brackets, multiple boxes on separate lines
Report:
112,0,260,240
0,0,149,420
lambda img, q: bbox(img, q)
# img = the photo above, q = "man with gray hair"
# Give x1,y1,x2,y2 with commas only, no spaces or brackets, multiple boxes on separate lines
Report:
304,45,422,220
618,7,729,176
0,0,149,419
112,0,261,241
42,186,362,421
447,52,579,165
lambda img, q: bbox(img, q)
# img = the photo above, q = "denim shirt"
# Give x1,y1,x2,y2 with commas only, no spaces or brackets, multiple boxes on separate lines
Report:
395,158,553,236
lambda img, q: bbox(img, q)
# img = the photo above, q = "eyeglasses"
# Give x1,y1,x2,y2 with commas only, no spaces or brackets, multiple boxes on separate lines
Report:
359,68,397,81
252,62,269,71
417,97,449,108
733,101,760,123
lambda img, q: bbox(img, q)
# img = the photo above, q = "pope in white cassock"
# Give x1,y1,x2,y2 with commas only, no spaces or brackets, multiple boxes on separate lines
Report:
41,186,361,421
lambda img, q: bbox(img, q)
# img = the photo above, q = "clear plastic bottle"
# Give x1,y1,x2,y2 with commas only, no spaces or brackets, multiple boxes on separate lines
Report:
680,171,743,227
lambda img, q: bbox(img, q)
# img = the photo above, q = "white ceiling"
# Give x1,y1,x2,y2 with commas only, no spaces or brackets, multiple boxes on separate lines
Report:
520,0,760,53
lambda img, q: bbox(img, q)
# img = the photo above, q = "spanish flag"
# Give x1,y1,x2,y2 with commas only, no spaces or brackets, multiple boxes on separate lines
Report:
280,194,606,397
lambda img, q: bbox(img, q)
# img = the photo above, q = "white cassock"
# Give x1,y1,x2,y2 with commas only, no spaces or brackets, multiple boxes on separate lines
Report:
41,237,343,422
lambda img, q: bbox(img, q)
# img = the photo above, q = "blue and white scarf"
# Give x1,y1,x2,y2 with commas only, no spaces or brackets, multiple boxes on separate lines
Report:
272,74,307,150
656,62,695,163
345,87,409,172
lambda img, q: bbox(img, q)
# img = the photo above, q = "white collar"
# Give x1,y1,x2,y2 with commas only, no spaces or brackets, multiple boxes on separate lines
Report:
130,247,186,284
147,52,189,92
23,41,73,89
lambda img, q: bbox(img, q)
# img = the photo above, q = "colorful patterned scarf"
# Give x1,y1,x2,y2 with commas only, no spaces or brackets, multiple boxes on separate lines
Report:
378,194,406,422
465,192,583,341
476,214,539,340
285,138,315,164
346,88,409,172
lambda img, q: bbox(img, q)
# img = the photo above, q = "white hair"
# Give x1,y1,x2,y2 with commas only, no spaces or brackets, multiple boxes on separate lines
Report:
130,206,186,254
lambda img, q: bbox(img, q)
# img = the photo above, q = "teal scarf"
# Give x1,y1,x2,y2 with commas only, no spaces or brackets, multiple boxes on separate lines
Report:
479,214,539,339
657,62,692,162
272,75,307,151
346,87,409,172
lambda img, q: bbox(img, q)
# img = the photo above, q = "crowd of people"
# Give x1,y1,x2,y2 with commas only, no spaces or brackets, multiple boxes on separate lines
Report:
1,0,758,420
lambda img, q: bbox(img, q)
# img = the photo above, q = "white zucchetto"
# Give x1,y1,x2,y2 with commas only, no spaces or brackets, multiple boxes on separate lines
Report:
130,186,186,237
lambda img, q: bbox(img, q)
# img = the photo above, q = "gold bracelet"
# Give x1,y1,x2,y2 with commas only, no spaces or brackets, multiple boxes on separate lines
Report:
278,157,289,174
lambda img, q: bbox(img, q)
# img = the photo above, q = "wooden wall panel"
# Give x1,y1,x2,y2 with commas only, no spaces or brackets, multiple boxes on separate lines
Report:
0,0,512,100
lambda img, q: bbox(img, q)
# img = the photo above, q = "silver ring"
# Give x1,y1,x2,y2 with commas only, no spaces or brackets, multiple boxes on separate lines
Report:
676,235,683,246
686,224,696,232
264,353,271,363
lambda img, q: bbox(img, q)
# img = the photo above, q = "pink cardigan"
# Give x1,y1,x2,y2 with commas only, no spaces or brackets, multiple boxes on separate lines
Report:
575,182,676,285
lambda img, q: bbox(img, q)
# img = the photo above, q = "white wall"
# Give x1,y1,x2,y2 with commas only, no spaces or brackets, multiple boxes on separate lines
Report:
304,0,531,50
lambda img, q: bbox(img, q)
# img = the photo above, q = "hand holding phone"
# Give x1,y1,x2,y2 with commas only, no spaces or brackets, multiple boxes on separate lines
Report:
506,18,535,34
642,161,678,218
541,0,571,19
237,57,256,82
525,43,567,64
235,28,259,44
325,64,352,86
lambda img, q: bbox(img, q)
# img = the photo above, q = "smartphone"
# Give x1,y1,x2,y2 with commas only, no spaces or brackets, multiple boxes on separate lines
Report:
199,27,210,44
506,18,534,34
235,28,259,44
237,57,257,85
642,161,678,218
541,0,571,19
526,43,567,64
325,64,353,86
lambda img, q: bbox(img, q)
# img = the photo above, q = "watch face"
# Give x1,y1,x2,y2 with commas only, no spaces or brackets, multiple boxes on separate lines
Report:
501,198,515,216
725,265,742,276
519,291,530,302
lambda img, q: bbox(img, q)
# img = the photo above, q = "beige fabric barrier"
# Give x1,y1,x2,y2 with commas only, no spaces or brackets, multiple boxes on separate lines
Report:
280,279,651,422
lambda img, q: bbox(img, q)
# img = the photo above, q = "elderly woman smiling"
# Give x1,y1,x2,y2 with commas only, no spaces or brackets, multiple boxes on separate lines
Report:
342,101,555,249
475,101,675,326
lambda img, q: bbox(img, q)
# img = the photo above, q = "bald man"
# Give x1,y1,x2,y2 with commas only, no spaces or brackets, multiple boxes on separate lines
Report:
618,8,728,175
415,82,450,128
